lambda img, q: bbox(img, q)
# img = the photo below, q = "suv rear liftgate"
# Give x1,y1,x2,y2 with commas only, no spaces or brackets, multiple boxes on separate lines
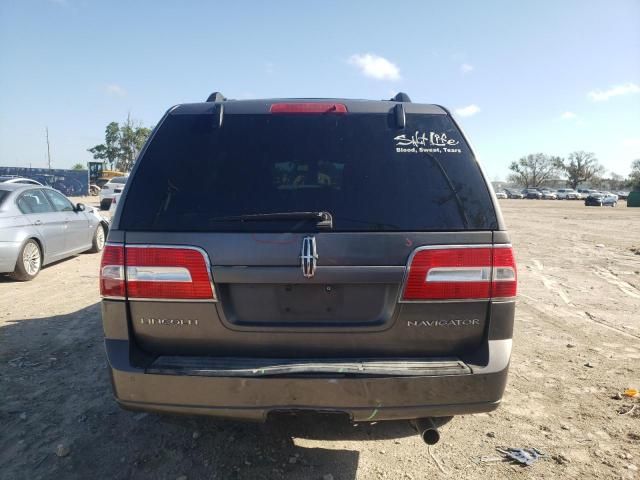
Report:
101,93,516,444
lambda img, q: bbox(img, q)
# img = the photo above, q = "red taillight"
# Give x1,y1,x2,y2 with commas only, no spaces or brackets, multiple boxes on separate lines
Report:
126,247,214,300
99,245,215,301
401,246,517,301
100,244,125,298
269,103,348,114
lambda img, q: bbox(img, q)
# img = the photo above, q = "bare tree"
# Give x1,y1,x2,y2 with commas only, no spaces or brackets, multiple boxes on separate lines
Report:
557,151,604,189
508,153,562,187
608,172,625,191
118,114,152,172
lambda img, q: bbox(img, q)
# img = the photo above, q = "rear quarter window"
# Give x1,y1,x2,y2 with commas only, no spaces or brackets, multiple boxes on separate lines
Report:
120,111,497,232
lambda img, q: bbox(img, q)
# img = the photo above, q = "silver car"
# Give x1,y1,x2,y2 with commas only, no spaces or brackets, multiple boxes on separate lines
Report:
0,184,109,281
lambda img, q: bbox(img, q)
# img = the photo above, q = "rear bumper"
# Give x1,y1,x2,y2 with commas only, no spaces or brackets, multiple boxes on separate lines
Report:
105,338,511,421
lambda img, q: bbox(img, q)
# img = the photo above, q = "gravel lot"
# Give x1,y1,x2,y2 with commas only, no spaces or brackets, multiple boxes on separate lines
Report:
1,198,639,480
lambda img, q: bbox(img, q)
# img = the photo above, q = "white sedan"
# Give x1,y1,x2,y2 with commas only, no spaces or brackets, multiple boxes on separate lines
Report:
99,176,128,210
108,192,122,214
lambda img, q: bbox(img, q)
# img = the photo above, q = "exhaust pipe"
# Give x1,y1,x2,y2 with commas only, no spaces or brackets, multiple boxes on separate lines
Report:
411,417,441,445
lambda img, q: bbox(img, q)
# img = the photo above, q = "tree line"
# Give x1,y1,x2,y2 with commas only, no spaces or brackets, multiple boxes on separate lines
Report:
87,115,153,172
509,151,640,190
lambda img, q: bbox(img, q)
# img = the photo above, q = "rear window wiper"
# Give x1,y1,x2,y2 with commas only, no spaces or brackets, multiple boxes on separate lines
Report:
209,211,333,229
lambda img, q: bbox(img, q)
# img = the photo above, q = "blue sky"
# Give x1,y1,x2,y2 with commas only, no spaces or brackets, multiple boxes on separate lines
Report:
1,0,639,179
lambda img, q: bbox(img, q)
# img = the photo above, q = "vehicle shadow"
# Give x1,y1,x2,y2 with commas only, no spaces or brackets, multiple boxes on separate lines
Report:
0,303,416,480
0,252,94,283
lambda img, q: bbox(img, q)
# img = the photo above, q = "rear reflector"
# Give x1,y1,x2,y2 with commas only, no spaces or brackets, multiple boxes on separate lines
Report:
100,245,125,298
99,245,215,301
402,245,517,301
270,103,348,114
491,246,517,298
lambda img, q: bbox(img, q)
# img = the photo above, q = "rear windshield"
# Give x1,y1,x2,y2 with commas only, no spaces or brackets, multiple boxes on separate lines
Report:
120,112,497,232
110,177,127,184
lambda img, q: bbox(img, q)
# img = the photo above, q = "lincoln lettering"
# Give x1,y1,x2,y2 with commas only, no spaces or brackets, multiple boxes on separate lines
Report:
407,319,480,327
140,318,199,327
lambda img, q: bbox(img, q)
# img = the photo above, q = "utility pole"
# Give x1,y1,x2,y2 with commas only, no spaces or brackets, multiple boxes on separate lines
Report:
45,127,52,169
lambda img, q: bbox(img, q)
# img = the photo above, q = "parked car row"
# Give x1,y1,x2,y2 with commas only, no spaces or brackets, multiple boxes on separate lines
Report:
1,175,131,204
497,187,629,203
584,192,619,207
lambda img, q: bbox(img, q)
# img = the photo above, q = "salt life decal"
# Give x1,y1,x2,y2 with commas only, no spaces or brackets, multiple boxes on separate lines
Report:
394,131,462,154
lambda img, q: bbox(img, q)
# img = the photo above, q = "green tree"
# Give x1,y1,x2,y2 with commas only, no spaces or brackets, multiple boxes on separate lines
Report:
557,151,604,189
88,122,120,170
71,163,85,170
87,117,152,172
508,153,562,187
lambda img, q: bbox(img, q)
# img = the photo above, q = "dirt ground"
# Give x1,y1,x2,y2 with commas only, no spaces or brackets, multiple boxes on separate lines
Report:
1,198,639,480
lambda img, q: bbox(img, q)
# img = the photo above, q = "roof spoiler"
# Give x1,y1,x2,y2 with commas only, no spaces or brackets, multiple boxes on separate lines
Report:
390,92,411,103
206,92,225,128
206,92,226,102
387,93,411,128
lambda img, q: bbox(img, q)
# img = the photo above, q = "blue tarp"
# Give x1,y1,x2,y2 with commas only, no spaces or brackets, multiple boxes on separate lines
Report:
0,166,89,196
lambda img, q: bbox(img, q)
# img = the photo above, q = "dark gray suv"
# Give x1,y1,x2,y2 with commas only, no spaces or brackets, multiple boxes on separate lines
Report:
100,93,516,444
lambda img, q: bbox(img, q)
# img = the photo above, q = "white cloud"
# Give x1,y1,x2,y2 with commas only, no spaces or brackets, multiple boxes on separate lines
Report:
104,84,126,97
460,63,474,74
587,82,640,102
455,104,481,117
348,53,401,81
265,62,275,75
560,111,578,120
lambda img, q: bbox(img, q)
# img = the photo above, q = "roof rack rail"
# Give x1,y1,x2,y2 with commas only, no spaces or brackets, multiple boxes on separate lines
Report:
206,92,226,102
390,92,411,103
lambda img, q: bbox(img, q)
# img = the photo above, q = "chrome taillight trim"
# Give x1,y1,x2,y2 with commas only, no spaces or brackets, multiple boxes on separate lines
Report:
426,266,492,283
126,266,192,283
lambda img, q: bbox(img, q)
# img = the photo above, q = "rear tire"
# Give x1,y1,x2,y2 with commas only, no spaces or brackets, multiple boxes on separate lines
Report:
100,199,111,210
10,239,42,281
88,224,106,253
